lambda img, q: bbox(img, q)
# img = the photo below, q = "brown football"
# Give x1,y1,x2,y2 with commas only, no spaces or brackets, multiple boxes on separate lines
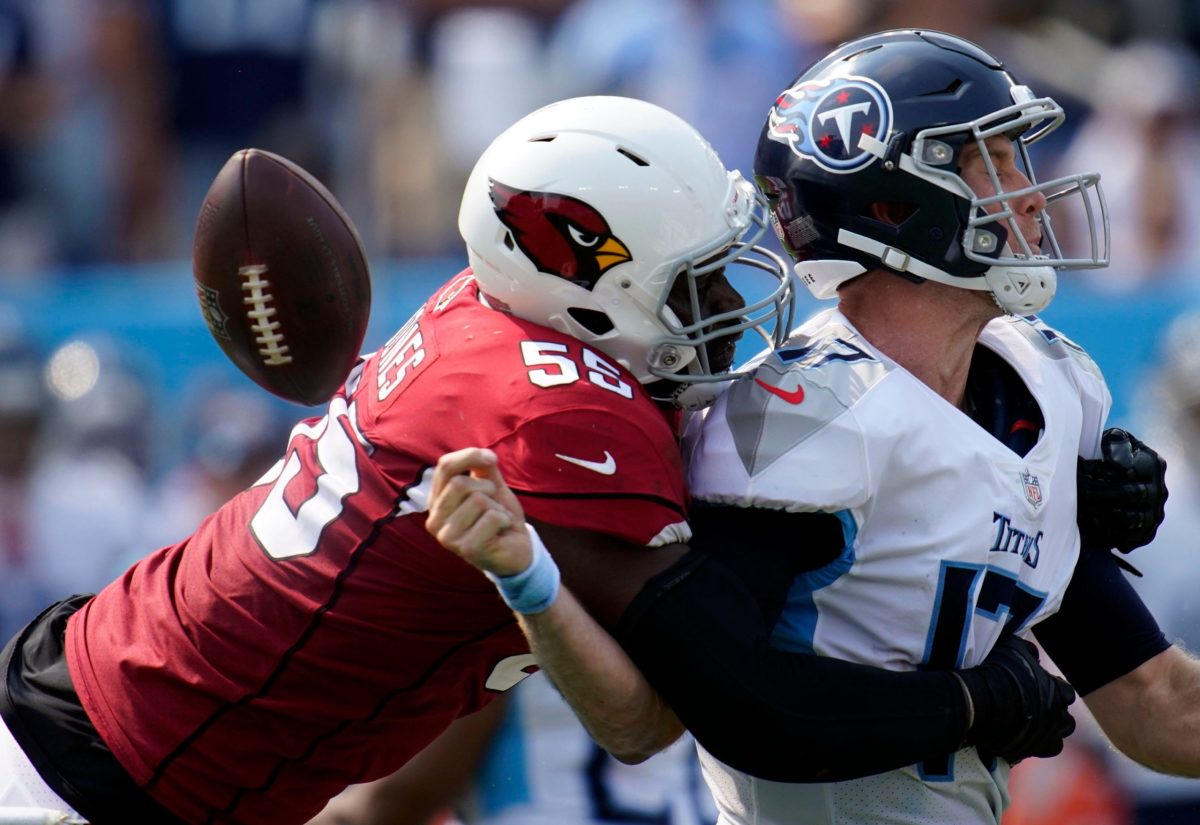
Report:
192,148,371,406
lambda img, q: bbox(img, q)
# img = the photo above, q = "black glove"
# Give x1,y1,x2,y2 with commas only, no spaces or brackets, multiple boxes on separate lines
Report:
1077,428,1168,554
957,634,1076,764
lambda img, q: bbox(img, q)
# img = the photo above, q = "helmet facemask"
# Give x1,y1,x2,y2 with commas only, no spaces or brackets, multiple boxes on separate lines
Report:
838,86,1110,314
647,179,795,386
913,87,1108,265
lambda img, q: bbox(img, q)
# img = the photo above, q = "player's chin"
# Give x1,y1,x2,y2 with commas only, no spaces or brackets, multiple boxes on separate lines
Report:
706,341,738,375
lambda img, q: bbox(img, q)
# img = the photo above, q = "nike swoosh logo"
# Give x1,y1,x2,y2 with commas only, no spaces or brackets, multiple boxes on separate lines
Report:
555,450,617,475
754,377,805,404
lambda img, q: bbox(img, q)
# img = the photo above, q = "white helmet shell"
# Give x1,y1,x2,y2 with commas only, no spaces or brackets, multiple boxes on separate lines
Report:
459,96,792,385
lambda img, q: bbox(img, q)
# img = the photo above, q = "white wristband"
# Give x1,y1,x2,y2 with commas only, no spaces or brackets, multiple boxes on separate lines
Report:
484,523,561,615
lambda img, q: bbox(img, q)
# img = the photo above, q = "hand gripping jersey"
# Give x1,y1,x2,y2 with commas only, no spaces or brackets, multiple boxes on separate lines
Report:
63,272,690,825
682,308,1110,825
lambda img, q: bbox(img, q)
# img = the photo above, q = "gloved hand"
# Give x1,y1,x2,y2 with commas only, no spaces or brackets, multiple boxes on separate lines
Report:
1077,428,1168,553
957,633,1076,764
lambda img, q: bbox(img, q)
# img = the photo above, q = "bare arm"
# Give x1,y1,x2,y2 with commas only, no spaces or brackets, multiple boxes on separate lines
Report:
1085,645,1200,775
425,447,684,764
516,581,684,762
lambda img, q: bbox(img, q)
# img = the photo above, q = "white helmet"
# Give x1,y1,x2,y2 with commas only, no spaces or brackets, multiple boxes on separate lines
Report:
459,96,794,393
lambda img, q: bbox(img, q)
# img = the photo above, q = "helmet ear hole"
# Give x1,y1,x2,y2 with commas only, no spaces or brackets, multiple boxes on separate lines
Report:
567,307,615,335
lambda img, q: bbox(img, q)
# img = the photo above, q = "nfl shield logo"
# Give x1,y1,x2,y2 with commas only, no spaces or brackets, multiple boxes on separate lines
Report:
1020,470,1043,508
195,280,231,340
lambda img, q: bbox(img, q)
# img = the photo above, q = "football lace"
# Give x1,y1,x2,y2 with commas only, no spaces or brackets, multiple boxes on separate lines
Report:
238,264,293,366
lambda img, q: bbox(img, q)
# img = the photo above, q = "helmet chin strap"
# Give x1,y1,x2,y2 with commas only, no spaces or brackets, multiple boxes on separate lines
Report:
671,379,735,411
647,355,721,410
647,351,749,410
981,261,1056,315
801,229,1056,315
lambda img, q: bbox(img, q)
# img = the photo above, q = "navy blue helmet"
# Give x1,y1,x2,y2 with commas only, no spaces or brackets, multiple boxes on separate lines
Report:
754,29,1109,314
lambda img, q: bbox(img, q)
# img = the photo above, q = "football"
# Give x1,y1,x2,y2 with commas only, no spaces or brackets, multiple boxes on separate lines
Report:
192,148,371,406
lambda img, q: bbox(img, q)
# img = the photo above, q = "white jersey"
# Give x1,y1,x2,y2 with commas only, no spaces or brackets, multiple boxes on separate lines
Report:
461,672,716,825
1,712,85,822
682,308,1110,825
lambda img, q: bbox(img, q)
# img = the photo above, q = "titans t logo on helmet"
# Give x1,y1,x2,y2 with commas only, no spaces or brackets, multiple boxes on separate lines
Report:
489,179,632,289
766,76,893,174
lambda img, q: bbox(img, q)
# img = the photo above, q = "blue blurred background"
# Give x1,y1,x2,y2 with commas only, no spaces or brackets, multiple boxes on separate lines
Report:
1,0,1196,441
3,260,1190,439
2,1,1200,822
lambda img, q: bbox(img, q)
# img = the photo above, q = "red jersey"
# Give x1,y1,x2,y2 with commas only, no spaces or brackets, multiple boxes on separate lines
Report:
64,272,690,825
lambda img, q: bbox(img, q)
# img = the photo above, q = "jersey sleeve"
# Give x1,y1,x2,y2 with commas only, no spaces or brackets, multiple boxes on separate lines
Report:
354,283,690,550
1066,338,1111,460
1019,317,1112,458
494,406,690,548
1033,547,1169,694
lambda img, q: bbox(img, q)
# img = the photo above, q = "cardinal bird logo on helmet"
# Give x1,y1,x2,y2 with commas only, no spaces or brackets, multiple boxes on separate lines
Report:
489,179,632,289
767,76,892,175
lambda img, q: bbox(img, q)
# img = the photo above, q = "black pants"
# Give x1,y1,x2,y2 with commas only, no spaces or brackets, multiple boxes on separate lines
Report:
0,595,187,824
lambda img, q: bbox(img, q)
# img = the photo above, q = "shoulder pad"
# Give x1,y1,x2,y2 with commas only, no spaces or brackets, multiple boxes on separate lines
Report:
723,322,891,477
1006,316,1104,382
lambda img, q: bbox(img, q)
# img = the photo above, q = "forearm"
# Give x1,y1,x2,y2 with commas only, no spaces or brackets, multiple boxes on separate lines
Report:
1035,540,1169,694
520,584,684,763
422,451,684,764
1037,540,1194,772
1087,646,1200,776
618,548,970,782
485,520,683,762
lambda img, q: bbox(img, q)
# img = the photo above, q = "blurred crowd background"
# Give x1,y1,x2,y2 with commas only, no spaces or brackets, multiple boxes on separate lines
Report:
2,1,1200,823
